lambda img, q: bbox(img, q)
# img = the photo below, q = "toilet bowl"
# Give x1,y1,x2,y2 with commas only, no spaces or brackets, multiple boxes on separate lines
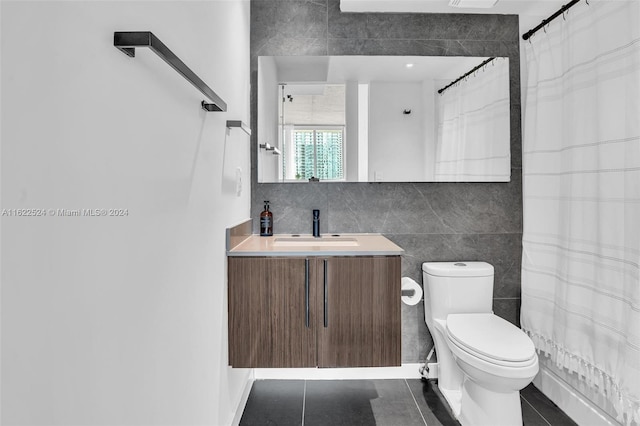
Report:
423,262,539,426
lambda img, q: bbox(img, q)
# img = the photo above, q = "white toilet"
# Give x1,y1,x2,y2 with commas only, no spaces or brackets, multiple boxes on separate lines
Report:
422,261,538,426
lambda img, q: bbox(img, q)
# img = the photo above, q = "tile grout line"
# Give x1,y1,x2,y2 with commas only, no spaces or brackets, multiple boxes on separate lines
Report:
521,394,552,426
404,379,429,426
301,380,307,426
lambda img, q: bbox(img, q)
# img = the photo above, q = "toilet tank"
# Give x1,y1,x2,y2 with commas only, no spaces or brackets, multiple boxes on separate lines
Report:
422,262,494,322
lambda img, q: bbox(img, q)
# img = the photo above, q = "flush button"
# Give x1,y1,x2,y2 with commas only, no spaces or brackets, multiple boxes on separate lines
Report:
454,262,467,266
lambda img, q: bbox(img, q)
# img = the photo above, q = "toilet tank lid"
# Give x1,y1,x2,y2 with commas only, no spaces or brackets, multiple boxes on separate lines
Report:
422,262,494,277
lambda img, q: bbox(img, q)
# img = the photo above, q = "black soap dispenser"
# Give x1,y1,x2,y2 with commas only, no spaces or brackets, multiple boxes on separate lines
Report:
260,201,273,236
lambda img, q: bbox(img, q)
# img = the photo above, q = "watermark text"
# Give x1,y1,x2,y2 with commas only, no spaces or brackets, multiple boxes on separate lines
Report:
2,208,129,217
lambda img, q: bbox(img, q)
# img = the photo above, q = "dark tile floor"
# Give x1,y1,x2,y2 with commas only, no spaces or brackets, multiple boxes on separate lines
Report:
239,379,578,426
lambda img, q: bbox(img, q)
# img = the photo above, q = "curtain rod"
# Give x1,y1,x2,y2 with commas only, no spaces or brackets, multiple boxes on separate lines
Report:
522,0,581,41
437,57,495,95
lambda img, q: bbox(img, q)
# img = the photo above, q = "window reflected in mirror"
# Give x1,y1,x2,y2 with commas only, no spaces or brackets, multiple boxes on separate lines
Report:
280,84,346,181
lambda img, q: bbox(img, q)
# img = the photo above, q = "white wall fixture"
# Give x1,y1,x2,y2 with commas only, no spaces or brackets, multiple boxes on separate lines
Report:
235,167,243,197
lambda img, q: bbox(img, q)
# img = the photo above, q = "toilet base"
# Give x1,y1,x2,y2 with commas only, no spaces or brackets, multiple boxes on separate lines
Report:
439,388,462,418
458,376,523,426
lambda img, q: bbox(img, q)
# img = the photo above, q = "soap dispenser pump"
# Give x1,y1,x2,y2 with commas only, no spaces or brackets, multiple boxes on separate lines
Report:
260,201,273,236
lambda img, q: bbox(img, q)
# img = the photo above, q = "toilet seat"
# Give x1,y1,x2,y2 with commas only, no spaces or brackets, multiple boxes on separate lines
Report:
446,313,536,368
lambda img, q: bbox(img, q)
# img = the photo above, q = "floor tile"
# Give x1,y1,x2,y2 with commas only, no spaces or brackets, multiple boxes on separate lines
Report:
239,380,304,426
521,394,552,426
405,379,460,426
521,384,578,426
239,379,577,426
304,379,426,426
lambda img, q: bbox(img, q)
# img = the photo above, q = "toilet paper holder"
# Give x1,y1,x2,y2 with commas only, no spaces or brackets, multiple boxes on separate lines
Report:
401,277,423,306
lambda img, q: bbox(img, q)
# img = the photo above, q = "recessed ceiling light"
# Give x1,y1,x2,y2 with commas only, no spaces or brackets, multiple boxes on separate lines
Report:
405,63,414,68
449,0,499,8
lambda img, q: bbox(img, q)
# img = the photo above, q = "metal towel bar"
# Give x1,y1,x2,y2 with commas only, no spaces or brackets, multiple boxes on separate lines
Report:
114,31,227,112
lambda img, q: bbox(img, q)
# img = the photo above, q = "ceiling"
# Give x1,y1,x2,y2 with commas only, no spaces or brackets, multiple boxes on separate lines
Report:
326,56,494,82
273,55,495,85
340,0,567,19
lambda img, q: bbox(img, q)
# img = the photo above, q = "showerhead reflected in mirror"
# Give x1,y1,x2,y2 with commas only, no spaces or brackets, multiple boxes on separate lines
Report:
258,56,511,183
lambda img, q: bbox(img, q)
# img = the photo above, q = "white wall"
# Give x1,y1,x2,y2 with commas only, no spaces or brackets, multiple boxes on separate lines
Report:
345,81,360,182
257,56,280,182
0,1,252,425
368,81,425,181
422,80,437,181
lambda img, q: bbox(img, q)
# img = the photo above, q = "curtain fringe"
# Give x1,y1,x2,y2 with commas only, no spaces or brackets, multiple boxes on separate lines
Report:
523,329,640,426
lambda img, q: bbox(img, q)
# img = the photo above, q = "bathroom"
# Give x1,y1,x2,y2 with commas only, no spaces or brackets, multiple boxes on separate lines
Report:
1,0,637,425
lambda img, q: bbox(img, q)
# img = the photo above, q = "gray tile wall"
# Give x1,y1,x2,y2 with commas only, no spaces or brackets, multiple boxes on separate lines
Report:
250,0,522,363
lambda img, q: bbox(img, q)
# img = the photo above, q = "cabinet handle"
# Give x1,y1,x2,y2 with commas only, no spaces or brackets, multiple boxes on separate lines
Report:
305,258,310,328
323,259,328,328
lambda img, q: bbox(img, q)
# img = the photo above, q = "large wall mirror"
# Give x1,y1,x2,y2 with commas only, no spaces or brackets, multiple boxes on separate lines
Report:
258,55,511,183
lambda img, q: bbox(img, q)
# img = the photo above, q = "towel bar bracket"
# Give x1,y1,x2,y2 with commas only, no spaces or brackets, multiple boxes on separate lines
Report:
202,101,224,112
118,47,136,58
226,120,252,135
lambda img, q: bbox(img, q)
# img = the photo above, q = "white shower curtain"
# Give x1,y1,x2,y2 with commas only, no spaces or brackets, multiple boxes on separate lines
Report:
434,57,510,181
521,0,640,424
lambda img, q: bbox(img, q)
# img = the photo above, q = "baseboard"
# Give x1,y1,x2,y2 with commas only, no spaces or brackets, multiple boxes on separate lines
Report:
253,363,423,380
533,363,619,426
231,371,255,426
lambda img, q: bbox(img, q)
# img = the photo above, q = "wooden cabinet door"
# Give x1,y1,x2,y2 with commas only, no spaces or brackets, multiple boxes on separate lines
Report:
317,256,401,367
228,257,317,368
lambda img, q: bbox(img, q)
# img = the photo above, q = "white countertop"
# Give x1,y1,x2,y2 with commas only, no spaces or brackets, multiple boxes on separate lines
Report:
227,233,404,257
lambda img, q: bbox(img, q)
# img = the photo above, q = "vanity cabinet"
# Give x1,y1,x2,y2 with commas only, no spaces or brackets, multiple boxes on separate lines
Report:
227,257,317,368
227,256,401,368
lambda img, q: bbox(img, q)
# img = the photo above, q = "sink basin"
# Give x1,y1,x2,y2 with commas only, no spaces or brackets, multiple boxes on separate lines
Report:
272,236,359,247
